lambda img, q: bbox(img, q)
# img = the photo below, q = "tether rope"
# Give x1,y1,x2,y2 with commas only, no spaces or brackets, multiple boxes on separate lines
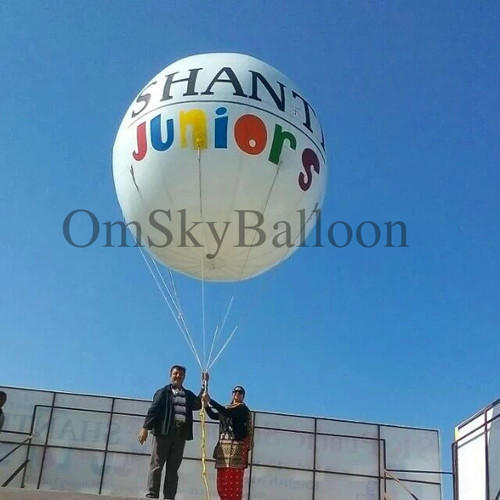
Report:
207,326,238,371
384,470,419,500
206,163,282,368
235,163,282,281
149,256,198,353
200,255,207,368
206,296,234,368
197,146,208,369
199,375,210,500
138,246,203,369
197,146,211,499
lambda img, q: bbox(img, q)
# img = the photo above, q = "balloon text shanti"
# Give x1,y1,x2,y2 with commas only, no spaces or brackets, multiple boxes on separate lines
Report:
132,107,321,192
129,66,325,143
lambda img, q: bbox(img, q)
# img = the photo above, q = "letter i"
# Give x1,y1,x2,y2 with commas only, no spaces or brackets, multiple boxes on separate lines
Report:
214,107,228,149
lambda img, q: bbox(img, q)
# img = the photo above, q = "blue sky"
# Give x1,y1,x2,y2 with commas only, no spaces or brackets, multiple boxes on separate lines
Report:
1,0,498,491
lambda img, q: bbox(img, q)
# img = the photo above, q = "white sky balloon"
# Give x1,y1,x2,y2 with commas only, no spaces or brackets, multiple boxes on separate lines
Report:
113,53,327,281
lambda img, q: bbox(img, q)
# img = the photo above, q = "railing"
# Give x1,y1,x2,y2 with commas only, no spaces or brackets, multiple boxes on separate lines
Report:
0,385,445,500
18,403,444,499
0,430,33,487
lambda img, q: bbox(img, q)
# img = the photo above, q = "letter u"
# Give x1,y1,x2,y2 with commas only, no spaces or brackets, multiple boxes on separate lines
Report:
150,114,174,151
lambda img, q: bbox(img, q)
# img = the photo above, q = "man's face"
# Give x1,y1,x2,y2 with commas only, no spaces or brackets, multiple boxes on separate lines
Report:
170,368,185,388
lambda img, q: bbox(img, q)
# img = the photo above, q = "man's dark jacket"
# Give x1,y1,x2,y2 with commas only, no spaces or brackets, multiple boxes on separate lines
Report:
143,384,202,440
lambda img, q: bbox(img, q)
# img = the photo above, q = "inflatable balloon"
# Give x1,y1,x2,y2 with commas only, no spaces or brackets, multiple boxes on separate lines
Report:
113,53,327,281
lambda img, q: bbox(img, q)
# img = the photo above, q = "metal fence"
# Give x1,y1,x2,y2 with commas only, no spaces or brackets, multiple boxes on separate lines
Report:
0,385,443,499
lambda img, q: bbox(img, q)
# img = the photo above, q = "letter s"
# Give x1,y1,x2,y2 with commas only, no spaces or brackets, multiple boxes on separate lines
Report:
148,209,173,248
131,81,157,119
298,148,320,192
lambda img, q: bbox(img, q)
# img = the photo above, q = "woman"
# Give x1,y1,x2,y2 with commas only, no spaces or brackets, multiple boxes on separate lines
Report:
204,385,252,500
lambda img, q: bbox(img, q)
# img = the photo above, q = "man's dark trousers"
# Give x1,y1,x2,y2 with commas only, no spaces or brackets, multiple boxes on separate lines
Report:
147,423,186,499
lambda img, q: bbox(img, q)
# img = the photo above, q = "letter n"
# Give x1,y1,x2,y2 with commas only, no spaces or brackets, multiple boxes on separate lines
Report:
180,109,208,149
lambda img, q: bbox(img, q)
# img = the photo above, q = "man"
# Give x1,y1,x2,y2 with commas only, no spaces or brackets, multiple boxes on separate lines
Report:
138,365,205,499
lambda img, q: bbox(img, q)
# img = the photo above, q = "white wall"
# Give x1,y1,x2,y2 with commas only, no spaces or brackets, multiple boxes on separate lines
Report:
455,399,500,500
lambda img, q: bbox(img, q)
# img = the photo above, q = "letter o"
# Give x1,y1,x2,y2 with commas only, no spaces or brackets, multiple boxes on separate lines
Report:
63,209,100,248
234,114,267,155
356,221,381,248
327,221,352,248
